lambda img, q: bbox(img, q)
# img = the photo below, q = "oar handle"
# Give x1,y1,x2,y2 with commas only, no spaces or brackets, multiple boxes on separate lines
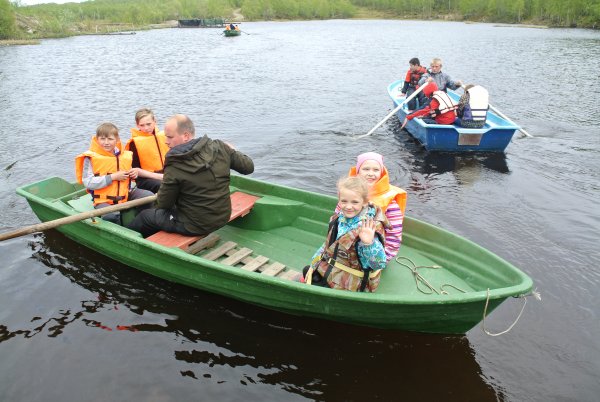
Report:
488,104,533,138
0,194,157,242
356,82,429,140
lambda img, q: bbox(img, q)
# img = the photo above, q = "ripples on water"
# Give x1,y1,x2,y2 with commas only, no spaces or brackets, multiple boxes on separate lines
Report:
0,20,599,401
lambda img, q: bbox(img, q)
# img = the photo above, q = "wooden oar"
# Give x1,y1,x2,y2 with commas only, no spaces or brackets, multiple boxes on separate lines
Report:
488,104,533,138
0,195,157,242
356,82,429,139
459,85,533,138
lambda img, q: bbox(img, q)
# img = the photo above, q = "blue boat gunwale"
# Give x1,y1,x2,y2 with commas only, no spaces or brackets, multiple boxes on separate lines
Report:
15,175,533,307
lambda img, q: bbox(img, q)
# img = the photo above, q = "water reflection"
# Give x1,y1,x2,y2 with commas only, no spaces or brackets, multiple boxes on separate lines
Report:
386,121,510,190
420,152,510,181
0,230,504,401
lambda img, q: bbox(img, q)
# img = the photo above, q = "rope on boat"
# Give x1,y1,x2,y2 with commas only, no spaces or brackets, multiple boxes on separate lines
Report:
482,288,541,336
394,256,466,295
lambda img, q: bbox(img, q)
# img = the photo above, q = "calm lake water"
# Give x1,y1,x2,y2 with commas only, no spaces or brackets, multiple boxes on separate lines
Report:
1,20,599,401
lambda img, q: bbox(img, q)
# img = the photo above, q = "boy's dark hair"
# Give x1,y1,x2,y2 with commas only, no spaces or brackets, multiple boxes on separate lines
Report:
409,57,420,66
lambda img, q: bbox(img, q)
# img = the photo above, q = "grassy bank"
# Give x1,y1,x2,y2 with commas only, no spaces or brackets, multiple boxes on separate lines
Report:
1,0,597,45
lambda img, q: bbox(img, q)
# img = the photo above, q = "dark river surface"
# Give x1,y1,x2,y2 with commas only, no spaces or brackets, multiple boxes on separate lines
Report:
1,20,599,401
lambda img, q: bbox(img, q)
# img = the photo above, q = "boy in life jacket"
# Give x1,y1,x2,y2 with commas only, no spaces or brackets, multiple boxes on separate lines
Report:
343,152,406,262
457,84,489,128
400,81,457,129
400,57,427,111
75,123,154,224
125,108,169,193
302,176,388,292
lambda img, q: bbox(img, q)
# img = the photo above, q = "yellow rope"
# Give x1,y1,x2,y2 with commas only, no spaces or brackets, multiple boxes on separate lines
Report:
482,288,541,336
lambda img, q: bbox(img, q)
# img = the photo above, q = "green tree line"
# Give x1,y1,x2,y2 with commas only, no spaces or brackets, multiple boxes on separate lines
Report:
1,0,598,41
1,0,17,39
351,0,600,27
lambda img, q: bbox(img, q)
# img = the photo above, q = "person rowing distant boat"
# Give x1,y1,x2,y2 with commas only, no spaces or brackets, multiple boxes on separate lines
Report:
400,81,457,129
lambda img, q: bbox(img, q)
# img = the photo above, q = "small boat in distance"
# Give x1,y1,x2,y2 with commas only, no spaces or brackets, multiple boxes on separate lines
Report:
15,175,533,334
224,23,242,36
388,80,520,152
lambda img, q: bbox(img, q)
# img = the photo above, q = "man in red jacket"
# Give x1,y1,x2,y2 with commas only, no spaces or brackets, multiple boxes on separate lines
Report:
401,82,457,129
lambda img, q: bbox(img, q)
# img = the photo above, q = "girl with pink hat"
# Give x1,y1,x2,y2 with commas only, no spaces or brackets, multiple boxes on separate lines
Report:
341,152,407,261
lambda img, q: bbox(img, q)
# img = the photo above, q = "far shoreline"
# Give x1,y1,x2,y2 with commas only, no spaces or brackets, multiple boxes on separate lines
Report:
0,18,557,46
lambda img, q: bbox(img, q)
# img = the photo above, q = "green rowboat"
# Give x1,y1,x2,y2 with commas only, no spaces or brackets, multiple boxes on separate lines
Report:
15,175,533,334
223,29,241,37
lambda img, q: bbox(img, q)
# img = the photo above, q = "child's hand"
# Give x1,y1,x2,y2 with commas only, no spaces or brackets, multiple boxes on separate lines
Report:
358,217,376,246
111,171,129,181
127,168,142,179
401,117,408,129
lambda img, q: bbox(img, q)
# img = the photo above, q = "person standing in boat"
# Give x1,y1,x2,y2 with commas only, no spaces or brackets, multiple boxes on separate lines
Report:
457,84,489,128
127,114,254,238
342,152,406,262
400,57,428,111
401,81,457,128
75,123,154,225
125,108,169,193
418,57,463,94
302,176,388,292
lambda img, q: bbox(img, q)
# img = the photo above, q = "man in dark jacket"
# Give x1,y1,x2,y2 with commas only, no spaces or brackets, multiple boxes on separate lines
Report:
127,114,254,238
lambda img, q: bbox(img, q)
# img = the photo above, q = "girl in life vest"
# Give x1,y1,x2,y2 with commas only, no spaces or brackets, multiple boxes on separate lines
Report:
400,81,457,129
343,152,406,262
75,123,153,224
303,176,388,292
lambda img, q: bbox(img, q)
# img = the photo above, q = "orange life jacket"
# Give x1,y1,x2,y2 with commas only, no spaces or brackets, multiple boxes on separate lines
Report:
348,166,407,215
125,128,168,173
75,136,132,205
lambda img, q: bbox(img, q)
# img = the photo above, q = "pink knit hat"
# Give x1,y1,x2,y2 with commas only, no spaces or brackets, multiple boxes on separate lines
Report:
356,152,384,172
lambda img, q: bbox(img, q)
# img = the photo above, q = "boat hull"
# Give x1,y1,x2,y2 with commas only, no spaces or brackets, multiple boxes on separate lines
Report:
16,176,533,334
224,30,241,37
388,80,520,152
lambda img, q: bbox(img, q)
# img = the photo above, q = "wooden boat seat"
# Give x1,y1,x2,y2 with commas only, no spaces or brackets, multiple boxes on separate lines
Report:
147,192,260,250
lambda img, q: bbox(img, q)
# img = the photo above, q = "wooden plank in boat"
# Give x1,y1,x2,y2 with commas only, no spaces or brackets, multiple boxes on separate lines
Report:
277,270,300,281
224,248,254,265
221,247,253,266
261,262,286,277
204,241,237,261
187,233,220,254
241,255,269,272
147,231,205,250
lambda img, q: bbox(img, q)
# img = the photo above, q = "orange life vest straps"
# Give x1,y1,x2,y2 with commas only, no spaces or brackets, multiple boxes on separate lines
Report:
126,128,169,172
75,137,133,205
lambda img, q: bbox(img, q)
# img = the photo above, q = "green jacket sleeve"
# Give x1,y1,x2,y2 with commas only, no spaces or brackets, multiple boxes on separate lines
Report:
155,168,180,209
227,144,254,175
